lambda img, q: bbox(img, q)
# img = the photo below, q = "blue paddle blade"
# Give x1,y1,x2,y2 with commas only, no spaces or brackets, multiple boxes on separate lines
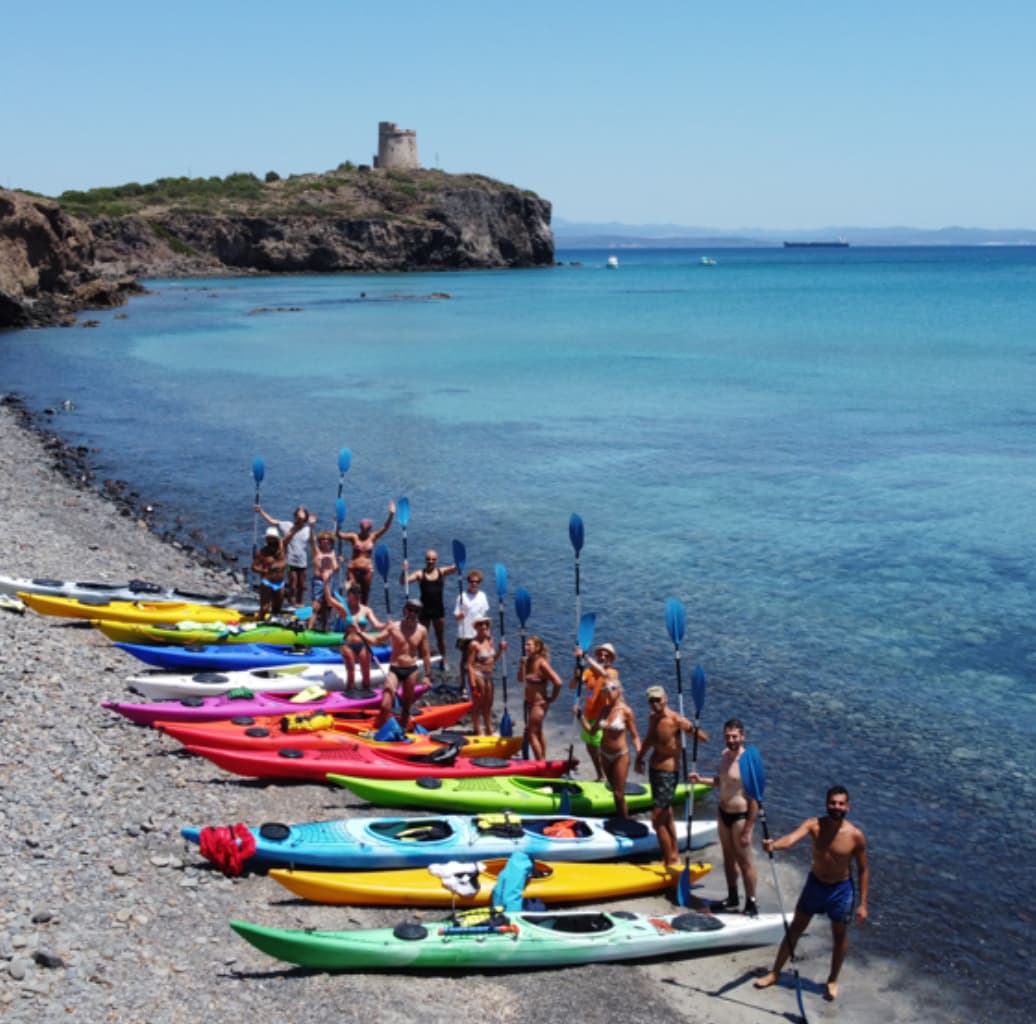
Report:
514,587,532,626
494,563,508,599
577,611,596,651
676,866,694,908
452,539,466,573
500,708,514,738
338,447,351,474
740,745,766,803
568,513,585,554
335,498,346,526
665,598,686,645
691,665,706,716
294,605,313,622
374,543,390,580
397,496,410,528
252,456,265,484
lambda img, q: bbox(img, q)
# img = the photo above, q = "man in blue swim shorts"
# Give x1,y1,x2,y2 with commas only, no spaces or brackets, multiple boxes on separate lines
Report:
754,785,870,1003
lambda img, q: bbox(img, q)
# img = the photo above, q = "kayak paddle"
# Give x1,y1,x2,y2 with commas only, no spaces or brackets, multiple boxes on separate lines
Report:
741,744,808,1024
569,513,584,636
334,497,347,590
494,563,512,737
374,543,391,614
560,610,596,816
250,456,265,585
397,497,411,598
514,586,532,758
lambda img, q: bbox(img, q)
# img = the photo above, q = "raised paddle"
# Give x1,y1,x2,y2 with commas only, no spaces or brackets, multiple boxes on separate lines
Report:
665,598,707,906
494,563,512,738
250,456,265,584
741,744,809,1024
374,543,391,614
560,610,596,816
397,497,411,597
334,498,347,590
569,513,585,636
514,586,532,758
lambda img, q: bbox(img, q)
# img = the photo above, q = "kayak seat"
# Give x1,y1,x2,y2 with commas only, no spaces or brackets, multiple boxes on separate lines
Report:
537,913,614,934
672,912,725,932
603,817,650,839
408,744,460,766
258,822,291,841
470,758,511,769
32,578,64,587
128,580,163,594
75,596,114,607
192,673,230,683
373,820,454,842
430,731,468,746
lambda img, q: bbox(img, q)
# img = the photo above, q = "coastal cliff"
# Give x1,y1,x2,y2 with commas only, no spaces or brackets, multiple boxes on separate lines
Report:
0,167,554,328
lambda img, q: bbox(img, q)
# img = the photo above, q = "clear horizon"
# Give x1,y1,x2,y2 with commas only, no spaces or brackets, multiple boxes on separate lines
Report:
4,1,1034,231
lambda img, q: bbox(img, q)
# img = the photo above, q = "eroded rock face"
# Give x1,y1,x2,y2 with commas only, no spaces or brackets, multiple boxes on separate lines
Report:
0,190,139,328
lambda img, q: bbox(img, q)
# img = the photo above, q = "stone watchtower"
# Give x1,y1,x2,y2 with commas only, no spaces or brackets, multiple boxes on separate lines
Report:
373,122,419,170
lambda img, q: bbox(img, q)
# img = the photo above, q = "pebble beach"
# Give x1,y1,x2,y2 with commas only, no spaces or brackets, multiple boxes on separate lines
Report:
0,402,962,1023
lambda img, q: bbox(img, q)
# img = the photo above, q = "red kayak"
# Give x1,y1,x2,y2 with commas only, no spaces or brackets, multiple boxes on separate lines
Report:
184,742,576,782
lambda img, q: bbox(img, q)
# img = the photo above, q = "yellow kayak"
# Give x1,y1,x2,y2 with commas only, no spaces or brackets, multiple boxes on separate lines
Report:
19,592,248,625
268,858,711,907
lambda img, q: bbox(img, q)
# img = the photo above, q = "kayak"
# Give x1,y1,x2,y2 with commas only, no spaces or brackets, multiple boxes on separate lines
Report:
94,619,348,647
122,660,408,701
329,773,709,815
183,742,574,782
268,858,712,907
0,573,258,612
20,592,249,625
230,908,782,969
158,719,521,758
102,686,451,727
116,641,399,672
182,812,715,870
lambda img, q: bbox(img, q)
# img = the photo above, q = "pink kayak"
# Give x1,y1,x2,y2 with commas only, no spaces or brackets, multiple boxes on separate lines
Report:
102,683,434,727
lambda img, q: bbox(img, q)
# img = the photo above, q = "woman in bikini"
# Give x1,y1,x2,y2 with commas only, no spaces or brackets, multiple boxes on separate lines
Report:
518,635,562,759
335,501,395,604
465,616,507,737
323,580,385,691
576,679,641,818
308,529,340,631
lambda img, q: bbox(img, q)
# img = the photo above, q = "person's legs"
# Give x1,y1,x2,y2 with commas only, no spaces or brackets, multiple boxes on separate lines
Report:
717,820,740,906
729,816,758,909
755,909,813,988
826,920,850,999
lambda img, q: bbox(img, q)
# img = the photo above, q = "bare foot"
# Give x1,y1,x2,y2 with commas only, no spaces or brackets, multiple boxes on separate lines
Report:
754,971,779,990
824,981,839,1001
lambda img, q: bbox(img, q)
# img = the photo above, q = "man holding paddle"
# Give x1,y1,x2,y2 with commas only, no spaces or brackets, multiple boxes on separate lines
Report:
369,597,432,731
634,686,709,867
754,785,870,1002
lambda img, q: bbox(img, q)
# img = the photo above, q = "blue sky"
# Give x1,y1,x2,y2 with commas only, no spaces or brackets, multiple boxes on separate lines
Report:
5,2,1033,229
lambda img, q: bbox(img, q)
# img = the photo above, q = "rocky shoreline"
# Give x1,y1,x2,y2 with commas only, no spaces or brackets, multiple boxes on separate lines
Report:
0,403,936,1023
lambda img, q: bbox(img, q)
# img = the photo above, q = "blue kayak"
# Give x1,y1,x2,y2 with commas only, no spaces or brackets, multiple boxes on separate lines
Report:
116,641,393,672
182,813,714,870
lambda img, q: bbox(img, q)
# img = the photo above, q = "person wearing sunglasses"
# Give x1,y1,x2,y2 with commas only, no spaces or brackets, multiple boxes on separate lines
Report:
453,570,489,661
399,549,458,671
575,678,640,818
635,686,710,868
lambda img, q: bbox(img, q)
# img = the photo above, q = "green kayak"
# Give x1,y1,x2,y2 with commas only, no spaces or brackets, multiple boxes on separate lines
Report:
328,773,710,815
95,619,346,647
231,908,784,970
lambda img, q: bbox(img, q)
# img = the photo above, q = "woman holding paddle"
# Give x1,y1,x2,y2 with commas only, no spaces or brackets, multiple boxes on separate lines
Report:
576,678,641,818
336,501,395,604
323,580,385,691
518,635,562,759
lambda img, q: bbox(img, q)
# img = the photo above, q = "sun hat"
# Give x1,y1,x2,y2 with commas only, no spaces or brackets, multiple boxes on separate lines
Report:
595,642,617,658
265,526,280,539
645,685,666,701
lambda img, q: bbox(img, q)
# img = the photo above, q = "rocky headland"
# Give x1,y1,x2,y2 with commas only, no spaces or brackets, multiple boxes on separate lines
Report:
0,167,554,328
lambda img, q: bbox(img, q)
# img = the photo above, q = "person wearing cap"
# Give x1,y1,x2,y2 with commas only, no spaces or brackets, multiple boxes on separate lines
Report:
569,642,620,782
251,526,289,618
464,615,508,736
335,501,395,605
399,549,458,672
368,596,431,730
575,677,641,817
453,569,489,661
307,527,341,631
689,718,758,915
322,579,385,690
255,503,316,607
635,686,710,868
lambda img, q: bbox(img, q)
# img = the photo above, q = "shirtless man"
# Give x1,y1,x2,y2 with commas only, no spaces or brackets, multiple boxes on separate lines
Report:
634,686,709,866
368,597,431,731
690,718,758,914
251,526,288,618
754,785,869,1002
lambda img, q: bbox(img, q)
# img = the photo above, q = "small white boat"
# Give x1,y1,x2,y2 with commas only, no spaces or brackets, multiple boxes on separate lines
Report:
700,256,717,266
606,255,619,269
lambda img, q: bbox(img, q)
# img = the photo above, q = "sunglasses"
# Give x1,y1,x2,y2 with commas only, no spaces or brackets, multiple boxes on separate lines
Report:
648,697,663,705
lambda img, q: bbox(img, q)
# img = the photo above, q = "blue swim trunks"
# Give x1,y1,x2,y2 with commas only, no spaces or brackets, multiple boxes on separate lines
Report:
797,871,854,923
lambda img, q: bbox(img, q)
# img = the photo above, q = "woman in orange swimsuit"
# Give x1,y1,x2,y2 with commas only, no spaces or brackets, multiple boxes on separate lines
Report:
335,501,395,604
518,635,562,759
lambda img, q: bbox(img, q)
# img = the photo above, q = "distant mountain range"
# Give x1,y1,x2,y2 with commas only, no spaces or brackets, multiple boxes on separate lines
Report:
553,219,1036,248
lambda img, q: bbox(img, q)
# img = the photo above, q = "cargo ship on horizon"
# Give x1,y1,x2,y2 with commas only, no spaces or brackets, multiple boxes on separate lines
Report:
783,238,850,248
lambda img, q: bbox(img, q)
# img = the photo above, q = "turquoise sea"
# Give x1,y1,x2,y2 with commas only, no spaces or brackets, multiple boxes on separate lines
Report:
3,247,1035,1021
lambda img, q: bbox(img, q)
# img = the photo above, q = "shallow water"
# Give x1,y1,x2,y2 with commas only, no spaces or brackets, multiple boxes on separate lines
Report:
4,246,1035,1021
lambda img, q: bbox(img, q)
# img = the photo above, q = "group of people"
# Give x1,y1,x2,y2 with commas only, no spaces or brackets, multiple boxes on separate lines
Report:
250,502,870,1002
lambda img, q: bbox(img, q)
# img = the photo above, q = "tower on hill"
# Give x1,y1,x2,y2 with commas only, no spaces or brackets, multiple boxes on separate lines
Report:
373,122,419,170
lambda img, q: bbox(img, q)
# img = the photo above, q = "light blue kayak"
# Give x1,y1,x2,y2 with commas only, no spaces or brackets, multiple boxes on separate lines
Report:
117,641,392,672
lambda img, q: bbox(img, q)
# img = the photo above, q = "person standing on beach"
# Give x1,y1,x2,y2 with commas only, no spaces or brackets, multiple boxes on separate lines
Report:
368,596,431,731
518,635,562,759
251,526,289,618
337,502,395,604
453,569,489,663
464,615,507,736
690,718,759,915
255,503,315,607
754,785,870,1002
399,549,457,671
635,685,709,866
570,642,620,782
577,678,640,818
